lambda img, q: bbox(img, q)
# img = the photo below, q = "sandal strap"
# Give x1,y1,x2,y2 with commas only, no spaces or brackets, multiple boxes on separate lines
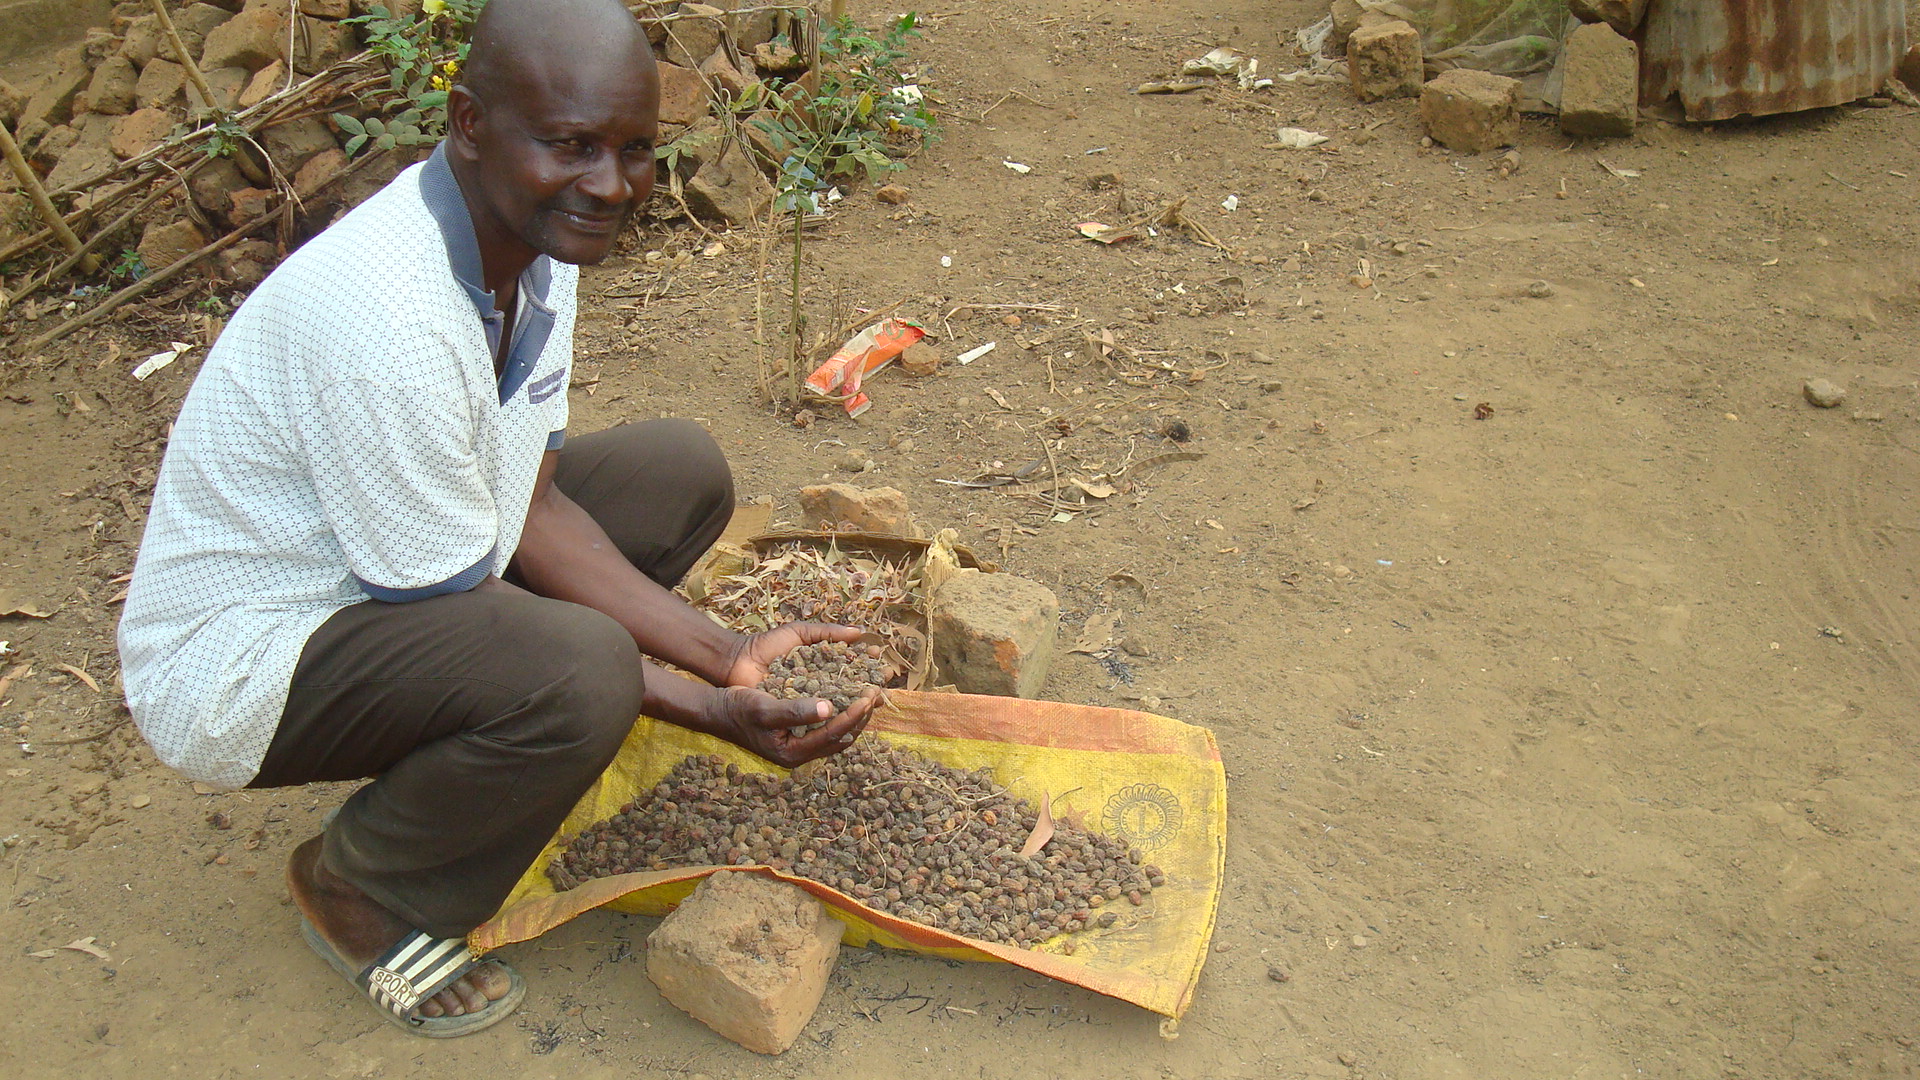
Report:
357,931,480,1021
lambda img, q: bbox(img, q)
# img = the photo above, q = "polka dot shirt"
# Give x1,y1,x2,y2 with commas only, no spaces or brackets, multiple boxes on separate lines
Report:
117,146,576,788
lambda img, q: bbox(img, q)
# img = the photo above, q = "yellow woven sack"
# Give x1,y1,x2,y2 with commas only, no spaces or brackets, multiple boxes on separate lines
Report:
473,689,1226,1025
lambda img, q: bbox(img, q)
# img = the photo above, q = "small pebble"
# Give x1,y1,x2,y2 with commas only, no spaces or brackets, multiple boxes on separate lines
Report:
1523,280,1555,299
129,794,151,809
1267,966,1290,983
1802,378,1846,408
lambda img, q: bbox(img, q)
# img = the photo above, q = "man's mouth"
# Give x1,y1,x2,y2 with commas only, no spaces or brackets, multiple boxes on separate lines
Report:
554,207,626,233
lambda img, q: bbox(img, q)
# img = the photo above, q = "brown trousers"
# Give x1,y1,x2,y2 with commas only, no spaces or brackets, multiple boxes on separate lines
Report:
248,420,734,937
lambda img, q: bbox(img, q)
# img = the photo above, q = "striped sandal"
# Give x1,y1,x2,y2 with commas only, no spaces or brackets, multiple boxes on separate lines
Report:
300,918,526,1037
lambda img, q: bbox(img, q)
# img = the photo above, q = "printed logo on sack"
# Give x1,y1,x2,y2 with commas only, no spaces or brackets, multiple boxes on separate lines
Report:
368,966,423,1011
1102,783,1183,853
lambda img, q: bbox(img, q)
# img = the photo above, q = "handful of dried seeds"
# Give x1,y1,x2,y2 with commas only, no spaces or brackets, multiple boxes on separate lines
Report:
759,641,889,716
549,738,1165,948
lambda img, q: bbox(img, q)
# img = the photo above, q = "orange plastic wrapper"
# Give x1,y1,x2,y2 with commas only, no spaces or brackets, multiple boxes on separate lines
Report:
803,318,926,417
473,690,1227,1030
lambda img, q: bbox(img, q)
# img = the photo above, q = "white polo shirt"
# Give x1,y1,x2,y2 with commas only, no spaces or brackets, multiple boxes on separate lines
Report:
117,145,576,789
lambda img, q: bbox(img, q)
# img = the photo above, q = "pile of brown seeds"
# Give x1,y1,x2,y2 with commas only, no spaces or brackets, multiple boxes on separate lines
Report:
548,738,1165,947
758,641,889,714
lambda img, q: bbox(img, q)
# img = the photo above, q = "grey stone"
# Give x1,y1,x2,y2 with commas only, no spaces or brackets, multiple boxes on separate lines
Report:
930,568,1059,698
1568,0,1649,36
1803,378,1846,409
0,78,27,125
685,145,772,226
120,14,164,67
44,120,116,189
138,217,209,272
84,54,140,116
188,65,252,114
1559,22,1638,138
188,155,252,219
200,6,286,71
663,2,727,70
293,15,358,74
109,107,177,160
259,114,337,175
136,58,188,111
22,45,92,129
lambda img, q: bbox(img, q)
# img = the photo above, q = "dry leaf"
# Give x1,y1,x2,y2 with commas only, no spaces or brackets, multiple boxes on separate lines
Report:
0,598,52,619
55,663,101,693
1017,791,1055,857
31,937,110,961
1069,611,1119,654
1070,479,1116,499
984,387,1014,411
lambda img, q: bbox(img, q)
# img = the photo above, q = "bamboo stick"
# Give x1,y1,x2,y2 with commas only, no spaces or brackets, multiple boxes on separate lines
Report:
21,150,387,355
149,0,222,121
0,119,100,277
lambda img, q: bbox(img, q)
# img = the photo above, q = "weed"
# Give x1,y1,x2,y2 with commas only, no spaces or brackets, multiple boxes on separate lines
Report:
110,250,147,282
338,0,486,155
752,13,937,212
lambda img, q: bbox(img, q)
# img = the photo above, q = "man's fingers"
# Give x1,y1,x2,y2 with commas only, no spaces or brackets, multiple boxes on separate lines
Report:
782,621,864,646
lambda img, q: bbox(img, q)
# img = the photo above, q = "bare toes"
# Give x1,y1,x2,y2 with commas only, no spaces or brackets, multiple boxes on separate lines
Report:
450,976,489,1014
468,961,513,1002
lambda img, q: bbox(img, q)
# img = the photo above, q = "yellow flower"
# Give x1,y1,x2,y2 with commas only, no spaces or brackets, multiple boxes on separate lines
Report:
431,74,450,91
422,0,447,16
442,60,461,76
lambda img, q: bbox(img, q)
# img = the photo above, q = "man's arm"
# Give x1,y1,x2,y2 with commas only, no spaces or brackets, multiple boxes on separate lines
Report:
503,451,876,765
510,450,743,684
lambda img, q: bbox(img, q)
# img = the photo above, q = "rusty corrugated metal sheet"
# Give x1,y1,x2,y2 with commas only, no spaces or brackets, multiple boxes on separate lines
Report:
1639,0,1909,120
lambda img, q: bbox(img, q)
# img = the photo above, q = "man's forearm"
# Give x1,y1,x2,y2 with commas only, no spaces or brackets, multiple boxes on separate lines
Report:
511,483,742,684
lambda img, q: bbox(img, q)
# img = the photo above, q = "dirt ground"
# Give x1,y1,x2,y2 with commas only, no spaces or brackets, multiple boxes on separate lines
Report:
4,1,1920,1077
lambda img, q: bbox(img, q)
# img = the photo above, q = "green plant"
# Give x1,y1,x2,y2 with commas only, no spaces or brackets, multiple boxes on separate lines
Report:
753,13,936,213
655,127,721,174
338,0,487,156
201,113,249,159
110,249,147,281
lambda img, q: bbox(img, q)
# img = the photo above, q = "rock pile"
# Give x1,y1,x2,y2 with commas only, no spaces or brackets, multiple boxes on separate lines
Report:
548,740,1164,948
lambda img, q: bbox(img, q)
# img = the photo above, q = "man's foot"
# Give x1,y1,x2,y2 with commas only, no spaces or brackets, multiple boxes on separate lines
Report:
287,835,513,1018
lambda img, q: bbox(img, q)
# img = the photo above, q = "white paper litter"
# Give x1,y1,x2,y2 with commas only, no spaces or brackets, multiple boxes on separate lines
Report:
1296,14,1333,56
955,342,997,365
1183,48,1247,76
1275,127,1330,149
132,341,194,381
1002,160,1032,174
939,255,952,268
1221,194,1239,211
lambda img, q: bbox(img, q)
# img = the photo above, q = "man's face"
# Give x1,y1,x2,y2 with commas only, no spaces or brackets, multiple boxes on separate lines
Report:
455,55,659,269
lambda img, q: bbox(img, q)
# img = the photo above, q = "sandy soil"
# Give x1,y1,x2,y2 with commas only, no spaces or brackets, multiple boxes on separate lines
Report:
3,1,1919,1077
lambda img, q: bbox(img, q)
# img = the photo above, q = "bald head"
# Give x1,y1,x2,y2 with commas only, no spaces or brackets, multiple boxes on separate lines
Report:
445,0,661,279
462,0,655,107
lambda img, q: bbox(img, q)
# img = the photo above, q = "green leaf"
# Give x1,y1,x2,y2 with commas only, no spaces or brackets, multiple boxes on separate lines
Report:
344,132,369,156
394,123,421,139
396,108,423,126
332,112,366,136
415,90,448,110
364,117,386,135
375,132,397,150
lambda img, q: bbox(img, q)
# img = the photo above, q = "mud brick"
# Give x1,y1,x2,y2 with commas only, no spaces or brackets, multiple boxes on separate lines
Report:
656,61,709,127
684,144,772,226
646,871,842,1055
1347,20,1422,102
663,2,727,70
1420,68,1519,153
930,568,1059,698
1559,22,1638,138
200,6,285,71
798,484,915,536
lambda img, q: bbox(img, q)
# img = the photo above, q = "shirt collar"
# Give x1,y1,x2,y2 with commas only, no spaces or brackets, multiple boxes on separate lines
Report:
418,143,558,405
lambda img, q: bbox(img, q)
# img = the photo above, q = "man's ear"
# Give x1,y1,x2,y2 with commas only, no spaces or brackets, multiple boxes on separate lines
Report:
447,85,483,162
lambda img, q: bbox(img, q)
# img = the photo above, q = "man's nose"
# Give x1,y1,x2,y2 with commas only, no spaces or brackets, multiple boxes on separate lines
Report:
578,150,633,206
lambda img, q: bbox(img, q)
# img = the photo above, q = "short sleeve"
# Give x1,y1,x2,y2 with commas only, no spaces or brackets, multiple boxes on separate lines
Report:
305,376,497,600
